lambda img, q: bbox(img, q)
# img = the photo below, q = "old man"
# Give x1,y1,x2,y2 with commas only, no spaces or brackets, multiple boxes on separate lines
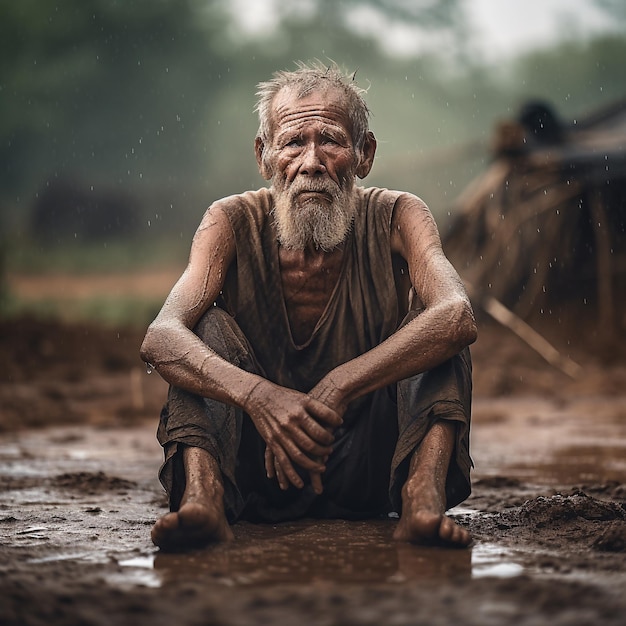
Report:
140,62,477,551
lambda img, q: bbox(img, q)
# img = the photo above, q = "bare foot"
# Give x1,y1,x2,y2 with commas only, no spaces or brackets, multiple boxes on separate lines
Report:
151,501,234,552
393,479,471,547
151,447,234,551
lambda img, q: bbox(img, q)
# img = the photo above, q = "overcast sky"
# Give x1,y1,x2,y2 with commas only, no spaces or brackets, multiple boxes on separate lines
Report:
469,0,619,57
228,0,622,60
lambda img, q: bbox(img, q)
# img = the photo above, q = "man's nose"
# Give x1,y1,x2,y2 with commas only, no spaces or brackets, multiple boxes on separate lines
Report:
299,143,326,176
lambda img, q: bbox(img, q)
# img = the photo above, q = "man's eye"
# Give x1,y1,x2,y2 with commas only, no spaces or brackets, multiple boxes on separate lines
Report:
285,139,301,147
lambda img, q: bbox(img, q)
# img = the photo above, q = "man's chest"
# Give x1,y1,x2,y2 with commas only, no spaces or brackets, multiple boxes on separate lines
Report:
279,247,345,345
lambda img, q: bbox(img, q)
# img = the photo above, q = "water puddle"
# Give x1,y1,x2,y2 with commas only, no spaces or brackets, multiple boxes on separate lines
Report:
471,543,524,578
109,520,526,589
113,555,161,588
4,415,624,594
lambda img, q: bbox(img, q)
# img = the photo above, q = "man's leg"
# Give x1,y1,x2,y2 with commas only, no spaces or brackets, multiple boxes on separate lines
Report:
393,420,471,546
151,308,260,550
390,331,473,547
151,446,234,550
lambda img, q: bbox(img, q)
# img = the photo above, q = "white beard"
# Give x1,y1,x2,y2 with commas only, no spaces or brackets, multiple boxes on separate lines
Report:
271,177,358,251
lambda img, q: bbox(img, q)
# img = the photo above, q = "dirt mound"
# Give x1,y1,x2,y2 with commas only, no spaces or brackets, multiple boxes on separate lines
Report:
0,316,143,384
470,490,626,555
519,492,626,524
592,521,626,552
0,316,167,431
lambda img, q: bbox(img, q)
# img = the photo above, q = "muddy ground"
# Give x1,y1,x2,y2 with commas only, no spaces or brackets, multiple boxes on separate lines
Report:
1,293,626,625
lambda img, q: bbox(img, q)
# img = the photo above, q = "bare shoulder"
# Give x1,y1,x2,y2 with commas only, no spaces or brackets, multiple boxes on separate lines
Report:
192,199,237,249
390,192,442,258
184,202,237,289
152,201,238,328
389,192,470,308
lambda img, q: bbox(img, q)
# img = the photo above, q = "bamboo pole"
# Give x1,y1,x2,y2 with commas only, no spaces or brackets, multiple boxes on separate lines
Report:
466,284,583,379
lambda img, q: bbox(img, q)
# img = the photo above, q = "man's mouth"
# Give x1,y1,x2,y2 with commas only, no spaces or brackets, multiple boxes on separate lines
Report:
296,189,333,202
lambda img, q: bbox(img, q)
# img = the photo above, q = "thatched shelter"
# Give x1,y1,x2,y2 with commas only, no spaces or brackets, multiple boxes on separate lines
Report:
444,99,626,344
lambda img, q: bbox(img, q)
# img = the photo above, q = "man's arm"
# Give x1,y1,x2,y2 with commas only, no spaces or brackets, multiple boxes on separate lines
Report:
140,203,341,489
140,205,241,401
309,193,477,410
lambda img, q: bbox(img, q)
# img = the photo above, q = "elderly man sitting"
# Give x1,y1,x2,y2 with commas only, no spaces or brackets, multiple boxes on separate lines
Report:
141,61,477,551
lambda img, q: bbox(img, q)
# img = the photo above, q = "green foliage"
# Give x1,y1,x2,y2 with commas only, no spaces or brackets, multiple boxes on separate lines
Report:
1,290,164,328
5,233,189,274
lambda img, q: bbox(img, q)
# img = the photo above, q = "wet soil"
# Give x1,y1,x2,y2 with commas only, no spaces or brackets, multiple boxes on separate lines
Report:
1,302,626,625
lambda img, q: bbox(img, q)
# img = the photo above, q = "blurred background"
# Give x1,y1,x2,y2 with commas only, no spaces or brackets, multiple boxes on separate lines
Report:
1,0,625,327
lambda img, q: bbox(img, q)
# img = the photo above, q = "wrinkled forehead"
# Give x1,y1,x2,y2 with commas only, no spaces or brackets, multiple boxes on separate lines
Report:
269,86,354,140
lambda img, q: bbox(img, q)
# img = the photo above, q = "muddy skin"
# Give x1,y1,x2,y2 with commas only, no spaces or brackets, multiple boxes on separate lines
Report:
151,447,234,551
393,420,472,547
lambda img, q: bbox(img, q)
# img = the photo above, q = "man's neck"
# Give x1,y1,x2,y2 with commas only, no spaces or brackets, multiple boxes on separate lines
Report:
280,239,346,263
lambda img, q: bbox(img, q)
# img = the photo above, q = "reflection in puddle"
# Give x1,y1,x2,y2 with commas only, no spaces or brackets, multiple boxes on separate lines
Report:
119,555,156,569
471,543,524,578
111,555,161,588
29,552,100,564
152,520,472,587
113,520,525,589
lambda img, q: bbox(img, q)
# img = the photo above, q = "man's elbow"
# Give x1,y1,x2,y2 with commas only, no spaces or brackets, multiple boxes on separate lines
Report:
139,323,162,366
450,298,478,350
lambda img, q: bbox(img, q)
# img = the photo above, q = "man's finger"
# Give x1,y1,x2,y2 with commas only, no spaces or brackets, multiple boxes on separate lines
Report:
280,437,326,473
309,470,323,495
272,444,305,489
283,409,335,446
306,397,343,428
265,447,276,479
275,458,289,490
290,428,333,457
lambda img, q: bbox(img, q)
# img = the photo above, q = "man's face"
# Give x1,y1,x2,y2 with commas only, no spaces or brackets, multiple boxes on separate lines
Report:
264,87,360,251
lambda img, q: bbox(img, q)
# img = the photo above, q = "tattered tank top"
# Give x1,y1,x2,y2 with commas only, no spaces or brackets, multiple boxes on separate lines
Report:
217,186,407,393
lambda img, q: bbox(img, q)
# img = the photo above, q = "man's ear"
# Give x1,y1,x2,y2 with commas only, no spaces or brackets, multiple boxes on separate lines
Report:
356,131,377,179
255,137,273,180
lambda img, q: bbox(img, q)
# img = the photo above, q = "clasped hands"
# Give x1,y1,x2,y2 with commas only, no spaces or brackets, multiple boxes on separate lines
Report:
244,376,346,495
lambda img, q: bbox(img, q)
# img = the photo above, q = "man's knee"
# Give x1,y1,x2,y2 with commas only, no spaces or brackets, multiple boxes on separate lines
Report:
193,306,255,367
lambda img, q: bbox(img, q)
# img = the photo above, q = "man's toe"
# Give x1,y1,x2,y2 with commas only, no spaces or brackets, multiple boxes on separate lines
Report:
438,517,456,542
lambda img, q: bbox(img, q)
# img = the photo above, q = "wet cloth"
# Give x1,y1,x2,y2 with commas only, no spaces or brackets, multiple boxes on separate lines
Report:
157,186,473,522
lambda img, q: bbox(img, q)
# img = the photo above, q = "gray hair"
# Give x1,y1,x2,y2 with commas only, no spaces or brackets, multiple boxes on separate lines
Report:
255,60,371,154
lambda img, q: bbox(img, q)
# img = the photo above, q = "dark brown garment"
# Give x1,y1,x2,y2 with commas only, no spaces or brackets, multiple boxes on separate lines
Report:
218,186,409,389
157,186,473,522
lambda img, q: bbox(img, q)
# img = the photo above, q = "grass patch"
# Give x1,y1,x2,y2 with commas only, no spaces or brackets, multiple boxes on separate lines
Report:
4,235,190,275
1,292,163,329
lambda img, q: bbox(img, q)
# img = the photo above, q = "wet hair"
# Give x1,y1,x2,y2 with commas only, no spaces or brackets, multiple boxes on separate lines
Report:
255,60,370,155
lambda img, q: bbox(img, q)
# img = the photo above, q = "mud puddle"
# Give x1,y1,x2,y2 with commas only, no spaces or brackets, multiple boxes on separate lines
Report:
0,423,545,591
110,521,526,589
2,397,625,598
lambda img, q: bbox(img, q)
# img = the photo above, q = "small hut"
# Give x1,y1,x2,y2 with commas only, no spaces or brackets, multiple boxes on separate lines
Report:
444,99,626,344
